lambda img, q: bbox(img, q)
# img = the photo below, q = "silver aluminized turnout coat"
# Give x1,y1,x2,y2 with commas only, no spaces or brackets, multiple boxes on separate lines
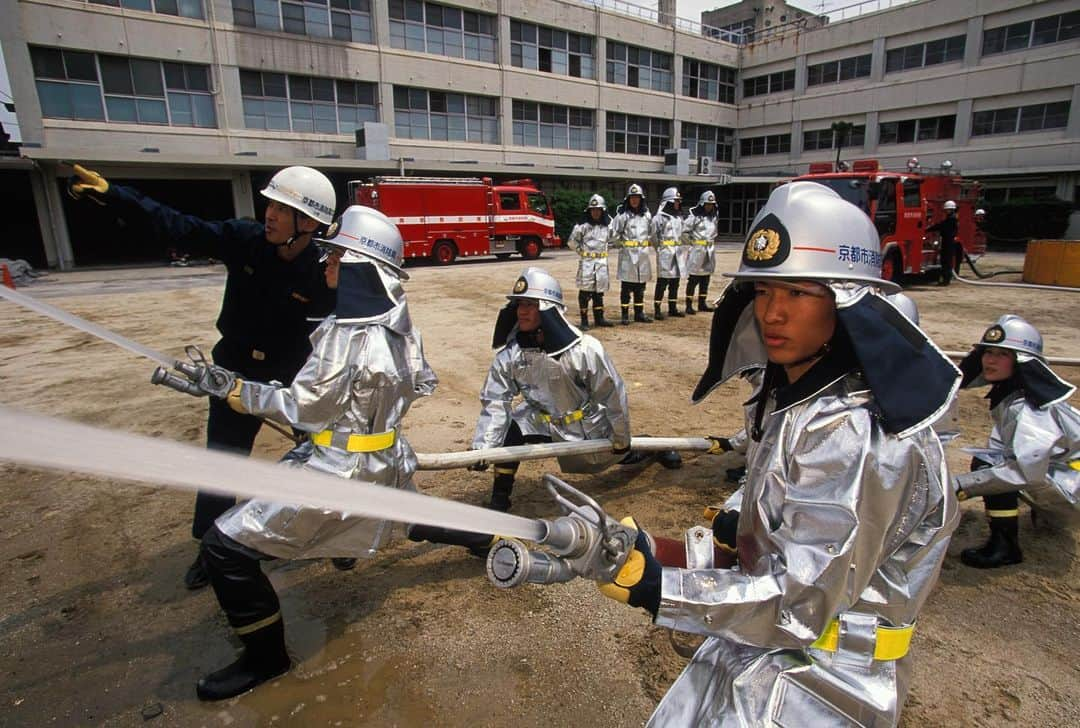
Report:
954,368,1080,509
567,214,612,293
682,204,718,276
610,202,653,283
651,203,686,278
653,363,956,727
473,309,631,473
216,259,437,559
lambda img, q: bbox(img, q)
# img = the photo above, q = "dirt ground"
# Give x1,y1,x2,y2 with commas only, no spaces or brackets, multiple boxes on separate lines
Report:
1,248,1077,727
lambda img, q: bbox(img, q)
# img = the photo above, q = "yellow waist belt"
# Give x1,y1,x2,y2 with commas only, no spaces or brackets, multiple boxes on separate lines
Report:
312,429,396,452
691,239,710,246
539,409,584,425
659,239,678,246
579,251,607,258
622,240,650,248
810,620,913,661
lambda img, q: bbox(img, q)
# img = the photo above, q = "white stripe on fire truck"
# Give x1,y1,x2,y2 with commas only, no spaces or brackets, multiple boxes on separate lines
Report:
387,215,555,228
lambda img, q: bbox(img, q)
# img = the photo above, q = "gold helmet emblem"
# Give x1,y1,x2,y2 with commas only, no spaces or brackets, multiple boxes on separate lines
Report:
982,325,1005,344
324,220,340,239
745,228,781,262
512,277,529,294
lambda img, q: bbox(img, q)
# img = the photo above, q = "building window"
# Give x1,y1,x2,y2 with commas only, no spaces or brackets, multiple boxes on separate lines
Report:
510,21,594,79
388,0,496,63
680,122,733,162
971,101,1071,136
682,59,736,103
90,0,204,20
512,101,593,150
31,46,215,127
741,69,794,98
802,125,865,151
240,69,375,133
393,86,499,143
739,133,791,157
606,112,670,156
982,11,1080,55
606,42,673,93
878,114,956,144
885,35,965,72
232,0,372,43
806,54,871,86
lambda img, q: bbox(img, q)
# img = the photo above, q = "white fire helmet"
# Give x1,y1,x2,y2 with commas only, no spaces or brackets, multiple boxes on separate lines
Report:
661,187,682,204
887,292,919,325
975,208,986,218
626,183,645,198
974,314,1044,359
726,181,898,292
260,166,336,225
698,190,717,206
587,194,606,209
943,200,957,211
506,267,564,310
317,205,406,274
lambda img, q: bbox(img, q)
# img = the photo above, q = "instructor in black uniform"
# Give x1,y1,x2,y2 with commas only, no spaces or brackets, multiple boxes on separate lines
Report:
69,164,338,588
927,199,959,286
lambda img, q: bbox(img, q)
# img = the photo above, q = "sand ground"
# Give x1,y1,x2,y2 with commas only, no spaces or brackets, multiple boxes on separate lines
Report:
0,248,1077,727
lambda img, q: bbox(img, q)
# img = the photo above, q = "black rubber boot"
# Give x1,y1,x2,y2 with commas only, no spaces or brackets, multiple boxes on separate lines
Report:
960,517,1023,569
698,295,714,313
656,449,683,470
408,524,495,557
331,558,357,571
634,305,653,323
593,307,615,327
668,300,685,318
685,296,696,315
485,472,514,512
184,554,210,590
621,305,630,325
653,302,666,321
579,312,590,330
196,618,291,701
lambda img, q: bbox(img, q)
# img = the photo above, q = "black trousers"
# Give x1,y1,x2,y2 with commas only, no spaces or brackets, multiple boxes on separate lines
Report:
193,397,265,539
653,277,679,302
686,274,711,298
201,526,277,630
940,240,958,283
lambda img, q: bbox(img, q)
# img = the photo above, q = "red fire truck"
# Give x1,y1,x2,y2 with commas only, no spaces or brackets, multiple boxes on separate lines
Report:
792,158,986,284
348,176,560,265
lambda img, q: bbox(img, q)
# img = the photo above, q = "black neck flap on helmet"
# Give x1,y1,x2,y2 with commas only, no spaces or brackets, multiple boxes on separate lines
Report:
334,261,396,320
693,282,960,437
959,348,1075,408
689,204,717,219
616,200,648,216
580,209,612,226
491,301,582,355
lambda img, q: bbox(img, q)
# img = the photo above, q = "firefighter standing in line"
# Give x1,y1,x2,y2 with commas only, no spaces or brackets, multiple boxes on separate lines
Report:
572,182,960,726
610,183,654,324
68,164,338,590
651,187,686,321
927,199,959,286
681,190,719,315
566,194,616,330
954,314,1079,569
180,206,437,700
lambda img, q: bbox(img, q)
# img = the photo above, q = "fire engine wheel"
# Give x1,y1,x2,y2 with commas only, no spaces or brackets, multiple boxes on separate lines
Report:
431,240,457,266
882,250,904,286
519,237,542,260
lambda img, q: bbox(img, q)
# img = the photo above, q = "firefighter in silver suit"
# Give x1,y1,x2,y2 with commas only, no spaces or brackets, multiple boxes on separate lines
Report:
566,194,616,330
954,314,1079,568
651,186,686,320
593,182,961,727
681,190,719,315
188,206,437,702
610,183,654,324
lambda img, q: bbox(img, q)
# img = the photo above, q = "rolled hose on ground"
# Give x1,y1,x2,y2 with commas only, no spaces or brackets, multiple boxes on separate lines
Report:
961,248,1022,280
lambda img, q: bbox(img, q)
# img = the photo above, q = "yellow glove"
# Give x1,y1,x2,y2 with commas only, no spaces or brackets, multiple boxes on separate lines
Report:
68,164,109,200
225,379,246,414
598,517,661,617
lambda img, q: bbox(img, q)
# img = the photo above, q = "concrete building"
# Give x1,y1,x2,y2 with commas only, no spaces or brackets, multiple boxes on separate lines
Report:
701,1,828,42
1,0,1077,268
